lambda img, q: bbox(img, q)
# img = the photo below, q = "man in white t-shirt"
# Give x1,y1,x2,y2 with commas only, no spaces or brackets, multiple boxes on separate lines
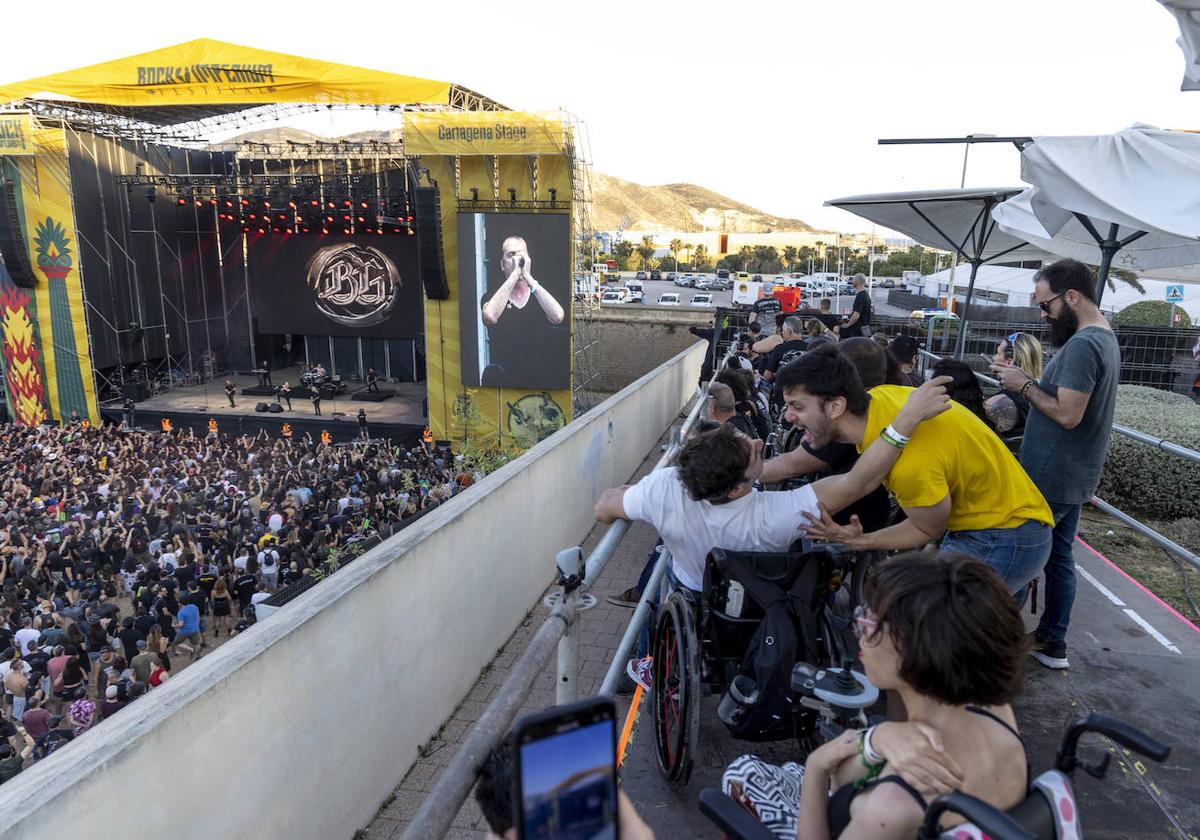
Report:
13,618,40,656
594,376,950,689
257,546,280,591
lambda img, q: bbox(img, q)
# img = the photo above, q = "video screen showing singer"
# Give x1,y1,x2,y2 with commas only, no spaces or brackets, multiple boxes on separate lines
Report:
478,235,566,387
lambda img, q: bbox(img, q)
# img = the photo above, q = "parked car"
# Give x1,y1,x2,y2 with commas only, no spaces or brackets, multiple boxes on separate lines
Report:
600,290,626,304
674,273,692,287
908,308,959,321
625,281,645,303
752,274,763,282
690,293,715,307
665,272,676,282
635,270,648,281
603,270,621,283
657,292,680,306
882,278,896,288
696,277,722,291
649,269,662,281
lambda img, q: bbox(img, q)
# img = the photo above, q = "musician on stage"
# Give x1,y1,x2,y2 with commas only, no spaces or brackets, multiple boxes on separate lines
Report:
280,381,293,411
224,379,236,408
366,368,380,394
310,385,322,416
259,360,272,388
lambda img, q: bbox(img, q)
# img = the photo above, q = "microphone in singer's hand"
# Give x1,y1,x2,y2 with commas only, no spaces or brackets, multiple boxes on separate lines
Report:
518,257,525,269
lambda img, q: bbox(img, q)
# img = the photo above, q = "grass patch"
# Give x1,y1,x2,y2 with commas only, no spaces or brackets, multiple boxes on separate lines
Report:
1078,507,1200,626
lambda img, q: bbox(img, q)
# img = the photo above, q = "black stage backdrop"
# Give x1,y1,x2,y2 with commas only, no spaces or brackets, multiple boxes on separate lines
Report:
248,233,422,338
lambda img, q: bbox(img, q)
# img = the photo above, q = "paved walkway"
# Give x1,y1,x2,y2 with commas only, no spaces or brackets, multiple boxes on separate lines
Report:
366,432,1200,839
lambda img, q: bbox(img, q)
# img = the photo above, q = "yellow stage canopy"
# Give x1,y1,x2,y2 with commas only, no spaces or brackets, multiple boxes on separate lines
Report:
0,38,463,119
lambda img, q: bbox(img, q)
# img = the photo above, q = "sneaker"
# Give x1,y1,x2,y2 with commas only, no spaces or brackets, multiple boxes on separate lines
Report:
626,656,653,692
1030,638,1069,670
605,587,642,609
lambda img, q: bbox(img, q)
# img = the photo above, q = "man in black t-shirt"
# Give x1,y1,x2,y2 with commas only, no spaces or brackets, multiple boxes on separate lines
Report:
841,274,872,339
764,317,807,382
478,236,567,388
750,295,783,333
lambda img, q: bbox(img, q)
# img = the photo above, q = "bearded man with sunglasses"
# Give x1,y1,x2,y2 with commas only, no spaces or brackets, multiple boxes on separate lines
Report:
991,258,1121,671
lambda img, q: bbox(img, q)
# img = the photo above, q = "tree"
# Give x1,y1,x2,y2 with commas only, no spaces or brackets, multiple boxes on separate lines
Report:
1105,267,1146,294
815,240,827,272
613,239,635,270
782,245,798,273
637,235,656,267
1112,300,1192,328
668,238,683,271
692,244,710,271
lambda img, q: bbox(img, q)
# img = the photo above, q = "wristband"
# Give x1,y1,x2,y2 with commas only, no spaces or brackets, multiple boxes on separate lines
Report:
863,725,885,765
884,423,910,444
857,728,885,771
527,278,541,295
1020,377,1035,397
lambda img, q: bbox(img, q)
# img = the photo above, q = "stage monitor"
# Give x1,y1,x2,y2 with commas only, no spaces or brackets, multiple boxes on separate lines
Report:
248,234,422,339
457,213,570,390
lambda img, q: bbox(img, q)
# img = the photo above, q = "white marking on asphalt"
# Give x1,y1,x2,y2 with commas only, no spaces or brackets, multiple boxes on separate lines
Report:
1122,609,1182,655
1078,566,1126,606
1085,630,1102,647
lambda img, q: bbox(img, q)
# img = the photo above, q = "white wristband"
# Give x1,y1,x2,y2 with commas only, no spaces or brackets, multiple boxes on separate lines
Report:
883,423,910,444
863,725,885,764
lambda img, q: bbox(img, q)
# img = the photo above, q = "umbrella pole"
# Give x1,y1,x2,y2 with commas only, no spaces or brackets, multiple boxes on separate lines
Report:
1094,243,1116,305
953,259,982,358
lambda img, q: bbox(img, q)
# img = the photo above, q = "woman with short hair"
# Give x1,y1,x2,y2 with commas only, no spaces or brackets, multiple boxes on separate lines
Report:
722,551,1030,839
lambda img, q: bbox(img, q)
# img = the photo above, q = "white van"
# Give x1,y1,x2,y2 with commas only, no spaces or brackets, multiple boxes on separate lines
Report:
625,280,645,303
657,292,680,306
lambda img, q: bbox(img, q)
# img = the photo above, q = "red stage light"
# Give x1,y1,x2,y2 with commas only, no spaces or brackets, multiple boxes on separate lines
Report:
360,201,368,209
310,199,319,206
327,201,335,209
194,200,204,208
296,216,304,223
321,227,329,235
407,228,415,236
209,198,218,205
288,201,297,210
326,216,334,223
343,200,351,207
263,201,271,209
177,198,187,206
406,215,414,222
241,198,250,206
248,213,257,220
225,200,234,208
342,227,351,234
302,227,311,233
376,229,384,236
357,216,365,223
278,213,287,220
242,226,251,233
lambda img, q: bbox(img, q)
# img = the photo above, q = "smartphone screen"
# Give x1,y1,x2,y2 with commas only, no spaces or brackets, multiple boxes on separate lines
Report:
515,698,618,840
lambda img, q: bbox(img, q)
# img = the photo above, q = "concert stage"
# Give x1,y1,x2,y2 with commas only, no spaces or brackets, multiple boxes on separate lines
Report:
101,365,427,445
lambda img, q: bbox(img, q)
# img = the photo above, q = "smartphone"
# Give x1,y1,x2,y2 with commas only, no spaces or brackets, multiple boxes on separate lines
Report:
513,697,619,840
979,353,994,365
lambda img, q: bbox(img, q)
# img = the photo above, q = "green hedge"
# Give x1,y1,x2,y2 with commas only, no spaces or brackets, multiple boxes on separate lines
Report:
1097,385,1200,520
1112,300,1193,328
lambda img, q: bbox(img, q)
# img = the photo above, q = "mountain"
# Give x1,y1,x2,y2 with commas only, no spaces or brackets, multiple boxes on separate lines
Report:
590,172,818,234
213,131,817,233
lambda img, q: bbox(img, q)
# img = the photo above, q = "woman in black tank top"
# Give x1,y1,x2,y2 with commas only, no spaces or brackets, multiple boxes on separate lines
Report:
722,551,1030,839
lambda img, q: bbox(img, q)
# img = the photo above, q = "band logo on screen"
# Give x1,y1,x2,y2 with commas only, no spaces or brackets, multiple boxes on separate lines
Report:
306,244,400,328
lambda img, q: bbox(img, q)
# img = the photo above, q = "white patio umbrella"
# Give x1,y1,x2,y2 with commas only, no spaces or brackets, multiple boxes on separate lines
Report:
992,126,1200,303
825,187,1046,356
1158,0,1200,90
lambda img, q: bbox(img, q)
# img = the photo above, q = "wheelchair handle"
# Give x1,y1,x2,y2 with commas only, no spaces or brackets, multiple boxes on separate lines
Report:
917,791,1034,840
1057,713,1170,774
697,787,778,840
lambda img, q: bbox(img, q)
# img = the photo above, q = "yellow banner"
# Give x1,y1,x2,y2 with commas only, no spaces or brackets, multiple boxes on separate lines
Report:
403,112,565,156
0,39,451,108
0,112,34,156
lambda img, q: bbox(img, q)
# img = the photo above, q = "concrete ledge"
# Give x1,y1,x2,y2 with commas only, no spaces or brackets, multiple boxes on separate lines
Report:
0,340,706,840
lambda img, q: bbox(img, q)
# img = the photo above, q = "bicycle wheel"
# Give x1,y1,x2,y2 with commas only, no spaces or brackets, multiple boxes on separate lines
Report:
652,591,700,787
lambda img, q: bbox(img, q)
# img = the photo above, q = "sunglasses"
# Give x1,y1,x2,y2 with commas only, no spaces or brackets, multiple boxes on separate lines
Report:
1038,292,1066,314
852,604,878,640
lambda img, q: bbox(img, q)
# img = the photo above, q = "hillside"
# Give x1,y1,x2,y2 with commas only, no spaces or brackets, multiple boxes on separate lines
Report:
213,130,816,233
590,172,818,233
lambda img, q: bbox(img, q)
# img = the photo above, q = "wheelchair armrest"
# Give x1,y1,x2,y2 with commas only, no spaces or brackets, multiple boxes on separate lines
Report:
918,792,1034,840
1059,713,1170,771
698,787,778,840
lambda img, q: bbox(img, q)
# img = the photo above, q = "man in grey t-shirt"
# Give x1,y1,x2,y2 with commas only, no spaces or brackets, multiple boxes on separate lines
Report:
993,259,1121,670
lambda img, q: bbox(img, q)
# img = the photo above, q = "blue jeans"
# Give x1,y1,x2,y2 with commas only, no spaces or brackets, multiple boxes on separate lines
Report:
636,552,676,660
1034,503,1082,643
941,519,1052,596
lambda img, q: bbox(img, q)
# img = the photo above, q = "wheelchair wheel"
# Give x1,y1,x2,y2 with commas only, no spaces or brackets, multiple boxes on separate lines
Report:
652,590,700,787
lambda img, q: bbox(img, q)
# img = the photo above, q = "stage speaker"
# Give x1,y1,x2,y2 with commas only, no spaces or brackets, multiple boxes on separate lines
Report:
413,187,449,300
123,381,150,402
268,402,283,413
0,177,35,288
255,402,269,412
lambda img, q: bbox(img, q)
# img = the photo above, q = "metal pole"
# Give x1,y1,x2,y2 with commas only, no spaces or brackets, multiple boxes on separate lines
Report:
945,142,971,311
953,259,982,358
1091,496,1200,572
556,547,584,705
599,547,672,696
399,600,577,840
1094,226,1119,305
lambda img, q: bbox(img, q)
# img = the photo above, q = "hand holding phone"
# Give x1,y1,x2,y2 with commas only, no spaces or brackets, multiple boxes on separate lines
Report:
513,697,619,840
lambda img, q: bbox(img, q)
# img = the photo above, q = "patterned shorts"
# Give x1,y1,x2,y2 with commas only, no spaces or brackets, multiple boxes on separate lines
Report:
721,755,805,840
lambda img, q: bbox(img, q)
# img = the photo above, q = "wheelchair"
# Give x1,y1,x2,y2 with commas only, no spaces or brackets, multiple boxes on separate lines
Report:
698,696,1171,840
650,543,879,787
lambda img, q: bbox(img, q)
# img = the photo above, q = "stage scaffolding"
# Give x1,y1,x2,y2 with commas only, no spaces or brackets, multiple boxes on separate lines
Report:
566,115,601,416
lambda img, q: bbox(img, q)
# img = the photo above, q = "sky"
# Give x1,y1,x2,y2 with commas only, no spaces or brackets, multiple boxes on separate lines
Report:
1,0,1197,236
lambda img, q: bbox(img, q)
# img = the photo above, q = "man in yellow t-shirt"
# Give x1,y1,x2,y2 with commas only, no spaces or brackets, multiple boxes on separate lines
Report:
777,346,1052,594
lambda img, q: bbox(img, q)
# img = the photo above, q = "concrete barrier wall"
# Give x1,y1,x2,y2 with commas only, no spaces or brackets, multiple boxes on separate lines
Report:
580,307,714,393
0,340,706,840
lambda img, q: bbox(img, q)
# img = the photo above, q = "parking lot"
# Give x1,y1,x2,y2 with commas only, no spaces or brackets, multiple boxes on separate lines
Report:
596,271,896,314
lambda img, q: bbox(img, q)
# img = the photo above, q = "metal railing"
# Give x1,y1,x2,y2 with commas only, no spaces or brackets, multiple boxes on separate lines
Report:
399,351,724,840
920,348,1200,571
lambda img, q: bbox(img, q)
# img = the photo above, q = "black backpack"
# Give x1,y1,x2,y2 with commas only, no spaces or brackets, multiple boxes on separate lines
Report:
705,549,821,742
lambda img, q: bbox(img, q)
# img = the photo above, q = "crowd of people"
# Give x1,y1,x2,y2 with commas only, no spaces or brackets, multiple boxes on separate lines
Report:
500,259,1118,838
0,421,477,783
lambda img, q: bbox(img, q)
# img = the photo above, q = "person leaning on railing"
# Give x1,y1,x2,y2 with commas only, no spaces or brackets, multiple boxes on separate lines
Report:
984,332,1043,439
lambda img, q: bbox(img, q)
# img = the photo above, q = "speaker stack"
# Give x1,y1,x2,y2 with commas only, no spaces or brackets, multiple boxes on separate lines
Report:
255,402,269,412
0,177,35,288
413,187,449,300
